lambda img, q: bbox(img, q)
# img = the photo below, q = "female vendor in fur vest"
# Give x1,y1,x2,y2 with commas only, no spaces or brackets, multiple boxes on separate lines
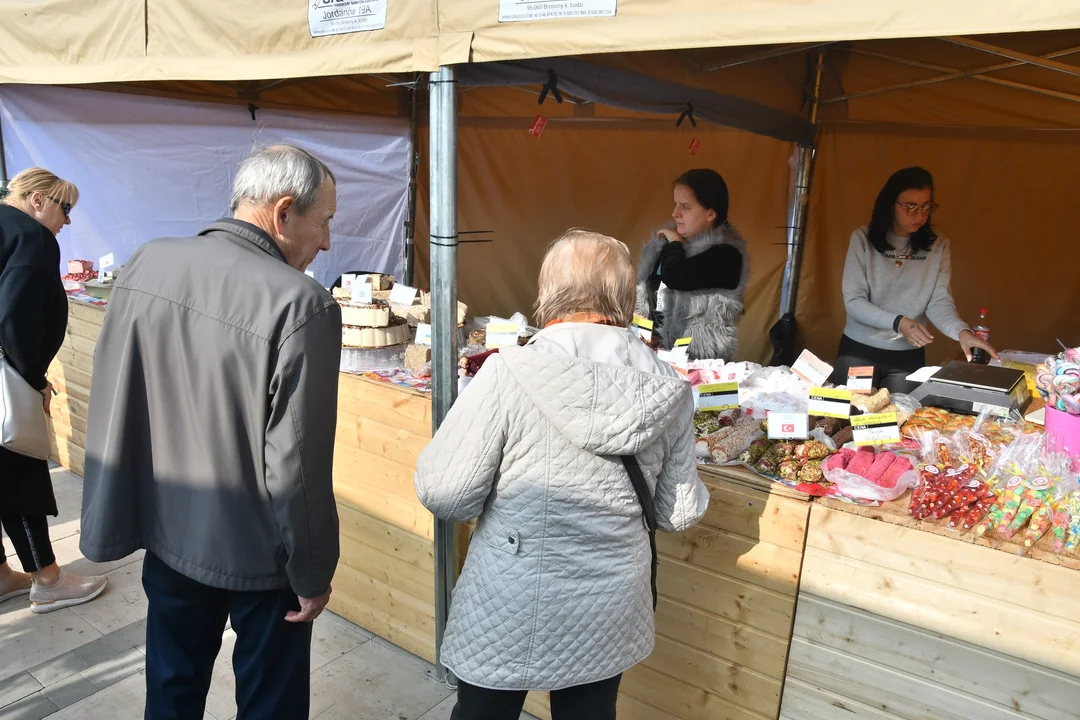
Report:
635,169,749,362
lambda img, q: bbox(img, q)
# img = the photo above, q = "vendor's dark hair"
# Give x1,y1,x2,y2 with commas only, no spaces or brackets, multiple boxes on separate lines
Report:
868,166,938,254
674,169,728,227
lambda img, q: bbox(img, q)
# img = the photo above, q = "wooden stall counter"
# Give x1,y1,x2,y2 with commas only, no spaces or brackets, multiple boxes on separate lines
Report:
331,375,814,720
780,496,1080,720
46,297,103,476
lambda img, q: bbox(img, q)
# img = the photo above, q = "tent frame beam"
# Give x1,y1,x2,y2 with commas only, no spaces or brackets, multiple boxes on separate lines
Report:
827,47,1080,106
942,36,1080,80
701,42,833,72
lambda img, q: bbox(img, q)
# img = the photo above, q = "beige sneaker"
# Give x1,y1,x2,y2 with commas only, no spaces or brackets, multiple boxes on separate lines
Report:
0,570,33,603
30,571,108,614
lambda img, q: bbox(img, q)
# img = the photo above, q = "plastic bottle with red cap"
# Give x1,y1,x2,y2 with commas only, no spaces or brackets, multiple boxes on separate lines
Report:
971,308,990,364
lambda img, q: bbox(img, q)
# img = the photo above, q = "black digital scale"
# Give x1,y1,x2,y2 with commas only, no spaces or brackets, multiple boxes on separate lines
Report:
910,361,1031,417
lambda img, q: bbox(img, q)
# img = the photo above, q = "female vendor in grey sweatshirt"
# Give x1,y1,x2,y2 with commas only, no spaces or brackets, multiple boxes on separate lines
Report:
833,167,997,393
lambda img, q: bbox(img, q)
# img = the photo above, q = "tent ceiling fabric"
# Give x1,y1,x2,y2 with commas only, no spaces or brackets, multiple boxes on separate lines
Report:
4,1,1080,84
457,57,816,144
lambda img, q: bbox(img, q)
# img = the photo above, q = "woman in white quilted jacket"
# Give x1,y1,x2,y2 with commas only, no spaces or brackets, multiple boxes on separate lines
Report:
415,229,710,720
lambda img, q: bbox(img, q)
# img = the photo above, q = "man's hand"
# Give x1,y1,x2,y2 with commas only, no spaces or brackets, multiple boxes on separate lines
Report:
285,586,332,623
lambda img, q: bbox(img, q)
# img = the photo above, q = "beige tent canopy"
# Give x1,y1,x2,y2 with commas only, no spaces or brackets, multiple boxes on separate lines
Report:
4,0,1080,82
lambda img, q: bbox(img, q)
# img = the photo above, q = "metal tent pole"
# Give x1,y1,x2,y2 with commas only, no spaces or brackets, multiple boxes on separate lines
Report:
404,81,420,286
779,49,826,318
0,118,9,192
428,64,459,685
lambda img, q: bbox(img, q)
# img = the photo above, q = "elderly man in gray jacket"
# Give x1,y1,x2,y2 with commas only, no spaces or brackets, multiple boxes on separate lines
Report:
80,144,342,720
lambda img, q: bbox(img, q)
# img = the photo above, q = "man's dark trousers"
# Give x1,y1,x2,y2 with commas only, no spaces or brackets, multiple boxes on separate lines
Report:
141,552,313,719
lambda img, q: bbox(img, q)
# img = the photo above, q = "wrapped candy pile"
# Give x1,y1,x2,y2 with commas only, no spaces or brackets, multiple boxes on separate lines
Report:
1037,347,1080,415
908,425,1080,556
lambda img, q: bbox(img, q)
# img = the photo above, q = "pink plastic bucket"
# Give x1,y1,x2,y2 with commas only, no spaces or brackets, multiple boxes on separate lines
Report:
1045,406,1080,465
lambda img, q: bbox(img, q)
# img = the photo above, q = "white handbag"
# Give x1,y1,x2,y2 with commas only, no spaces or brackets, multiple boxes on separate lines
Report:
0,345,51,460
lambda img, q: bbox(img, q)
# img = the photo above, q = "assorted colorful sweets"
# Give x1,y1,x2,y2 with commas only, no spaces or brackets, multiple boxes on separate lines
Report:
908,427,1080,556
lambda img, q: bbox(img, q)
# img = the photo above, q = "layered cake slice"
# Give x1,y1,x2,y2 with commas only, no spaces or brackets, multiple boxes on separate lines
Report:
340,300,390,328
342,316,411,348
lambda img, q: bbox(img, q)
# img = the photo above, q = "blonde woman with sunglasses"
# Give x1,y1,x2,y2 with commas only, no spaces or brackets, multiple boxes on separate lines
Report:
0,168,108,612
832,166,998,394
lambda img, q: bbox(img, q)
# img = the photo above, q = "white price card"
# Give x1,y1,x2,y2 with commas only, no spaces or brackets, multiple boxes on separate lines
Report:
415,323,432,346
791,349,833,387
808,387,852,419
352,282,373,304
697,382,739,411
851,412,901,447
631,315,653,343
99,253,115,270
309,0,387,38
767,412,809,440
847,366,874,394
341,273,357,290
388,283,418,306
499,0,617,23
486,322,519,349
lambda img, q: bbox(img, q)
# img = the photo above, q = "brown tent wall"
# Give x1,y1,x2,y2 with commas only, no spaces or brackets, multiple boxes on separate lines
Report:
5,31,1080,359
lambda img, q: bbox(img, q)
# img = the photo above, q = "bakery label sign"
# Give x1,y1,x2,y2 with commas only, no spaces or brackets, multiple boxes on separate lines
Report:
309,0,387,38
499,0,617,23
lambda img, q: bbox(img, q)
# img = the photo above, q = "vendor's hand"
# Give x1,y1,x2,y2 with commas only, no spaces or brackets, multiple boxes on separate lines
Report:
898,317,935,349
959,330,1000,362
656,228,686,244
286,586,331,623
41,382,52,415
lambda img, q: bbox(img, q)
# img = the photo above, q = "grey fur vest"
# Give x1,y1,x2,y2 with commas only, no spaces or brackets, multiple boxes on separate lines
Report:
634,222,749,362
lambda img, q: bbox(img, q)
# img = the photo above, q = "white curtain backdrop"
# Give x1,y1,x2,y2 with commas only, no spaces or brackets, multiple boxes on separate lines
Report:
0,85,410,286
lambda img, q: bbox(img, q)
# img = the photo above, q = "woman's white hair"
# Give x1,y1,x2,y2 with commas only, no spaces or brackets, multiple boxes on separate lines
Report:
230,144,335,214
534,229,636,328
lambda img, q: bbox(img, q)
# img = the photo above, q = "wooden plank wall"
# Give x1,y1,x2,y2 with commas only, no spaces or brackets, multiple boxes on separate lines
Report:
780,503,1080,719
46,299,102,476
329,375,437,663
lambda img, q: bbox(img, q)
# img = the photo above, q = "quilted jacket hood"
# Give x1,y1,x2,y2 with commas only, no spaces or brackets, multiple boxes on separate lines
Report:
498,323,691,456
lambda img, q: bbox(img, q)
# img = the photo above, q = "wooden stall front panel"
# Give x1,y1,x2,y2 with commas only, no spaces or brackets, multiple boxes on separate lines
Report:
328,375,437,663
46,299,102,476
780,503,1080,720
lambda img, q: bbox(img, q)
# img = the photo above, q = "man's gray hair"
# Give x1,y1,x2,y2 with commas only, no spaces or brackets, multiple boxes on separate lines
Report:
230,144,336,214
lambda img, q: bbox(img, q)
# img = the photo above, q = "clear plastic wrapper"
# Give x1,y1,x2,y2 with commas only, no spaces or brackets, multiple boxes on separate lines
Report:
822,447,918,503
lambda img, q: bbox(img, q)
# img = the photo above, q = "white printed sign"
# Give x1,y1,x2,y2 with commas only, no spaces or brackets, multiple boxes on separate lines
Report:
486,322,520,349
352,282,373,304
767,413,809,440
791,349,833,387
388,283,418,306
309,0,387,37
341,273,357,290
499,0,617,23
415,323,432,346
99,253,115,270
851,413,901,447
808,387,853,419
697,383,740,411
